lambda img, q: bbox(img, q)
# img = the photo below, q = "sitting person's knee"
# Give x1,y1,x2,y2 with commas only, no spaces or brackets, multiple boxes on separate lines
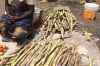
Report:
13,27,27,38
0,20,6,31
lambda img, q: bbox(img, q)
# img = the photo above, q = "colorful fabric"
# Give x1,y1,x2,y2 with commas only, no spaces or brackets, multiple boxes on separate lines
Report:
1,11,33,37
1,11,33,31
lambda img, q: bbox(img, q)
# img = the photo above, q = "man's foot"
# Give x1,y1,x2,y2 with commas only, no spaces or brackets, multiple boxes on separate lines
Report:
2,38,11,42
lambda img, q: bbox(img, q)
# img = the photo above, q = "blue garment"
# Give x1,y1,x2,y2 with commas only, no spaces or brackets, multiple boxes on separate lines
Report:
1,11,33,30
1,11,33,37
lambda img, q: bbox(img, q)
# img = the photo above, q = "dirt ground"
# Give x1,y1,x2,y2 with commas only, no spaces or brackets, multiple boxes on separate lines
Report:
0,0,100,48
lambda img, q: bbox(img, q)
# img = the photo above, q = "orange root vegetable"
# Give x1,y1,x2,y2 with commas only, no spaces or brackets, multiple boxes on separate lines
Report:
0,52,4,56
0,48,4,52
0,44,3,48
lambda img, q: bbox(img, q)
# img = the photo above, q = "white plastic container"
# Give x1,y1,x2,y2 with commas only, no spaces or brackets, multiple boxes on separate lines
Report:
83,3,99,20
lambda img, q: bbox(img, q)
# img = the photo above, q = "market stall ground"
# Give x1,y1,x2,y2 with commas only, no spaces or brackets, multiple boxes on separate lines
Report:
0,30,100,66
33,0,100,49
0,0,100,66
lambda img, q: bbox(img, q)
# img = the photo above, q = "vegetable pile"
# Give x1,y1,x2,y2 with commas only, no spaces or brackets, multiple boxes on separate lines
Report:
41,9,77,40
0,44,9,56
1,39,81,66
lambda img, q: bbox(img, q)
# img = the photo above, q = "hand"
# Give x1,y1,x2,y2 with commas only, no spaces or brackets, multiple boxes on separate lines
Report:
9,16,21,22
8,15,13,19
12,16,21,21
7,15,14,22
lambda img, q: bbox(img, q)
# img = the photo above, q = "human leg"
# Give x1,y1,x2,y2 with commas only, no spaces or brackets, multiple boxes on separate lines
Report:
13,26,33,45
0,14,12,42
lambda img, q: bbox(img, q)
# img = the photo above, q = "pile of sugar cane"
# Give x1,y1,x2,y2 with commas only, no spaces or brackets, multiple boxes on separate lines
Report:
1,39,81,66
40,9,77,40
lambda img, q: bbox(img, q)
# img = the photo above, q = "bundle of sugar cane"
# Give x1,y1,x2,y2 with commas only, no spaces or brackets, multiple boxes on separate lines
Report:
41,9,77,39
1,41,49,66
1,40,81,66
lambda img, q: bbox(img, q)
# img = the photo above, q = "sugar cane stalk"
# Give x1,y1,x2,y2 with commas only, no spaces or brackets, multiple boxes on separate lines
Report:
17,51,31,66
30,43,49,66
11,43,36,66
89,57,93,66
44,45,59,66
21,44,41,66
50,46,62,66
10,44,30,65
48,39,60,55
62,50,71,66
41,43,52,66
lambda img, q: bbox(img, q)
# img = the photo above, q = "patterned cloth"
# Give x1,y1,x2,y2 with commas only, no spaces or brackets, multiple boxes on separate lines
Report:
1,11,33,37
1,11,33,31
